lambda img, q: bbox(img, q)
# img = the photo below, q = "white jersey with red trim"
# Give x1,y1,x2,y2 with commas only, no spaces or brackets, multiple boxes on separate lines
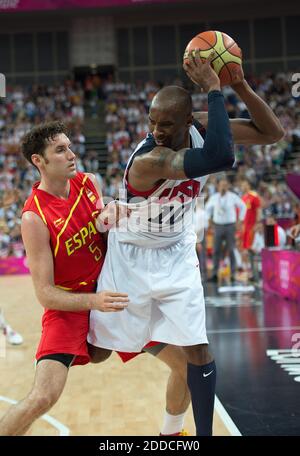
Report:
114,124,207,247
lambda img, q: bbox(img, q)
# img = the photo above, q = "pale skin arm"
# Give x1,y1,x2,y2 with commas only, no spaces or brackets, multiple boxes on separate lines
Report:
85,173,130,231
21,211,129,312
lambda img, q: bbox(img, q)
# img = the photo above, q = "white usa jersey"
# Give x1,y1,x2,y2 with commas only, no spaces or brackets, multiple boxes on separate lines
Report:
113,124,207,247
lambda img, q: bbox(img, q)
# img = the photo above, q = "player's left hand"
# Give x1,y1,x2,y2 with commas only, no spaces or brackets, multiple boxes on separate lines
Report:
183,49,221,92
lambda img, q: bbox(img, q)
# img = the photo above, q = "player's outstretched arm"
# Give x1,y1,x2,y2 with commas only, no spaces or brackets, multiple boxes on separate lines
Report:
230,79,284,145
21,211,129,312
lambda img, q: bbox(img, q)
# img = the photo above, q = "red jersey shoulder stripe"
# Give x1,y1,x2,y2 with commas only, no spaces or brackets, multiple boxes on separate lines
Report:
54,174,88,257
33,195,47,225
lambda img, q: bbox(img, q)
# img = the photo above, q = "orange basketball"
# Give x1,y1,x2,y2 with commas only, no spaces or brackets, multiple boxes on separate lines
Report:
183,30,243,87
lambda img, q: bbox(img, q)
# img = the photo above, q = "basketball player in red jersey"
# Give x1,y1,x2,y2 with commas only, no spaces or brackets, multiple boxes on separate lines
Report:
240,178,261,281
0,121,193,436
0,121,129,435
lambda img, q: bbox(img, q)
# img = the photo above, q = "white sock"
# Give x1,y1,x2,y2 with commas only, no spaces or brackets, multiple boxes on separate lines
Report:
160,411,185,435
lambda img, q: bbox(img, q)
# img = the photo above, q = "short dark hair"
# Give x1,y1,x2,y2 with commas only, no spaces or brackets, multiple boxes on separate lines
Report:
21,121,68,166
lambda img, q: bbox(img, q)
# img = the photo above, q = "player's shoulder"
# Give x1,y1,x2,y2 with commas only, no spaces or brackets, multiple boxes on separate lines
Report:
249,190,259,198
192,112,207,133
22,210,41,222
134,133,156,156
192,118,206,137
21,210,48,234
131,134,162,170
22,186,44,216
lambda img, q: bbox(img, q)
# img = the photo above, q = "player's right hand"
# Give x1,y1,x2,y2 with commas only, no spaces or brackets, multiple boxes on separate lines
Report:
96,201,130,232
183,49,221,93
92,291,129,312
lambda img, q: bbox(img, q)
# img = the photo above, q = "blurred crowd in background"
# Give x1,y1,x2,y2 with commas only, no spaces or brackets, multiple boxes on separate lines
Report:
1,72,300,282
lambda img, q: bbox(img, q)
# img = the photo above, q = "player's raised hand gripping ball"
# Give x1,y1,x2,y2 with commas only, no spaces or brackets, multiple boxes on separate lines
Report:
183,30,243,87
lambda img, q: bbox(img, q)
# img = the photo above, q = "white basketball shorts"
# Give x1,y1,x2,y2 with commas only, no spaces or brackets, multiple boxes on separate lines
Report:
88,232,208,352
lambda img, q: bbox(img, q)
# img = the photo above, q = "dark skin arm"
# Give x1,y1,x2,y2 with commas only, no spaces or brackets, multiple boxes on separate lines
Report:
184,49,284,146
193,78,284,146
129,51,284,193
129,51,221,191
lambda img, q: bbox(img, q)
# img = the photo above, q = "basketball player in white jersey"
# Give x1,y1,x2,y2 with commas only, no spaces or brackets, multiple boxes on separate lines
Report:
89,50,284,435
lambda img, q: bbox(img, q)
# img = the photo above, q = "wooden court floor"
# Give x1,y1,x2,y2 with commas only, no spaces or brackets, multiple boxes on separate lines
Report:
0,275,230,436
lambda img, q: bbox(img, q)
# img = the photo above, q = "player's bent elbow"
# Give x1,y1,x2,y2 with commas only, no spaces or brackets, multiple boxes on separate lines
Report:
263,125,285,144
38,294,52,309
36,286,55,310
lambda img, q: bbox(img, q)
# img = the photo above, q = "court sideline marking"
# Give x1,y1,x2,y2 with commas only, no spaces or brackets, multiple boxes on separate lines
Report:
0,393,240,436
215,395,242,436
0,395,70,435
208,326,300,335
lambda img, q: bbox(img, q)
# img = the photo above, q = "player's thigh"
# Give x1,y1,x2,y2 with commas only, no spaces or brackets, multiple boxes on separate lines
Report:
88,343,112,363
31,359,69,404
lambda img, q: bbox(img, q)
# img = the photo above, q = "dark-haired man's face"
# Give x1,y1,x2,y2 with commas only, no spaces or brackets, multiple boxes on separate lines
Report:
33,133,77,179
148,106,192,151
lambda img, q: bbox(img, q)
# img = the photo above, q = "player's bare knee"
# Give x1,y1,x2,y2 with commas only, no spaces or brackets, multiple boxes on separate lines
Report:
88,344,112,363
26,392,57,415
169,357,187,379
183,344,213,365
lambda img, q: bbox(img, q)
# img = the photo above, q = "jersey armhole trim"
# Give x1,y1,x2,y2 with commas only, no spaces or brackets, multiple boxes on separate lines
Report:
127,180,162,197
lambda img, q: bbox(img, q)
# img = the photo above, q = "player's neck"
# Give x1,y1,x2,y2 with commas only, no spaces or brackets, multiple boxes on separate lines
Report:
38,176,71,199
174,132,190,151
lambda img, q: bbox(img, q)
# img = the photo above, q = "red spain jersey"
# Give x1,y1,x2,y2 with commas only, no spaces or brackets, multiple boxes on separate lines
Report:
242,191,261,228
22,172,106,365
23,172,106,292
